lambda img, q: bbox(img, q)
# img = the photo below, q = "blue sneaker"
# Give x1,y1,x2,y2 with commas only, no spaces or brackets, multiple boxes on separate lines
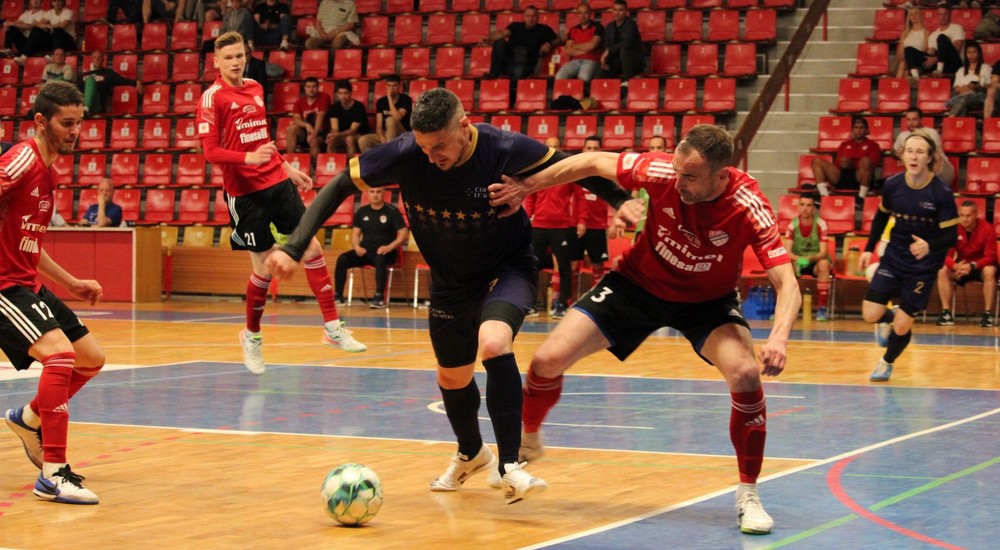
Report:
875,307,896,347
34,464,99,505
869,359,893,382
551,302,567,319
816,306,828,322
5,406,43,469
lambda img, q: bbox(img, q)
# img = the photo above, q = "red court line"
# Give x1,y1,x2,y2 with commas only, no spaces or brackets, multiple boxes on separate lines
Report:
826,455,964,550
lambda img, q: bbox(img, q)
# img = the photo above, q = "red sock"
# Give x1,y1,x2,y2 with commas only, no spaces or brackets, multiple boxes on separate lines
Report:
36,352,75,464
730,387,767,484
304,256,339,323
522,368,563,433
67,364,103,401
817,281,830,308
591,262,604,281
246,273,271,332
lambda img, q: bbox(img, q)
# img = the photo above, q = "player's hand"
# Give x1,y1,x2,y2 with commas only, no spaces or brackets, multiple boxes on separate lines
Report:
354,245,366,257
577,223,586,239
756,342,786,377
69,279,103,305
614,197,646,227
859,251,873,269
265,250,298,280
288,167,313,191
909,235,929,260
488,174,530,218
376,245,392,255
246,142,278,165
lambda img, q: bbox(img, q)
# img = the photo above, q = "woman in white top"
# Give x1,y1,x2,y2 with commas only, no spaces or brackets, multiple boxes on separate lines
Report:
898,6,930,80
946,41,991,117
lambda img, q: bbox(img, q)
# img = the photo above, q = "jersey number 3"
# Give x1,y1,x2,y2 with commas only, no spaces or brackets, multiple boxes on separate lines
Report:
590,287,614,303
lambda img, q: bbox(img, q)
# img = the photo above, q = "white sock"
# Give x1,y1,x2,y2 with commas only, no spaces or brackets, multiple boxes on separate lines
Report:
816,182,831,196
910,68,919,79
324,320,342,332
858,186,869,198
937,62,944,73
43,462,67,478
245,329,261,339
738,482,758,495
22,406,40,429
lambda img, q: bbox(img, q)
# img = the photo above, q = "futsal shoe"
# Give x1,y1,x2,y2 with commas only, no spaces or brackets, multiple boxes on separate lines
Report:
322,321,367,352
501,462,548,504
736,484,773,535
5,406,43,469
487,466,502,489
238,329,265,375
34,465,99,505
518,430,545,463
869,358,893,382
429,444,496,491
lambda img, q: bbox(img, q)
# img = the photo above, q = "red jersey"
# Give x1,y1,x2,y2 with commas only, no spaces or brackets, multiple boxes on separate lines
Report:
572,185,610,229
945,219,998,269
615,152,789,303
294,92,331,125
835,138,880,172
0,140,55,292
196,77,285,197
523,184,574,228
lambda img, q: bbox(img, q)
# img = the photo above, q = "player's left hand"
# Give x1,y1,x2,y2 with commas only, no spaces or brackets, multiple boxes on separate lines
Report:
756,342,786,377
69,279,103,306
289,168,313,192
265,250,299,280
488,174,529,218
909,235,929,260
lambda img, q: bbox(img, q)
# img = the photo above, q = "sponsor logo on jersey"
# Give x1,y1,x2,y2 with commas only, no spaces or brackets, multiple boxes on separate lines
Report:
678,225,701,247
243,105,257,114
21,214,47,234
254,95,264,107
19,236,39,253
767,246,787,259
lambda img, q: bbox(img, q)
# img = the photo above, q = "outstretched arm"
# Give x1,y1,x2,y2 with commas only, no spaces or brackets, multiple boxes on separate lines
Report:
758,262,799,377
490,151,623,215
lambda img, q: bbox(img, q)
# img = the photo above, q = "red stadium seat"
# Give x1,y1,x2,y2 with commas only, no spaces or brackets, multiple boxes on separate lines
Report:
495,12,522,33
468,46,492,77
639,115,675,151
602,115,636,150
109,119,139,150
392,14,422,45
401,47,431,78
355,0,381,13
833,78,871,113
589,78,621,111
852,42,890,77
418,0,447,12
551,79,585,107
110,53,138,80
860,195,881,234
285,153,312,178
726,0,758,7
201,52,219,82
172,52,201,81
315,153,349,183
143,189,176,224
385,0,413,13
776,194,797,234
212,190,230,225
366,48,397,79
743,9,777,42
513,79,547,112
964,157,1000,195
670,10,702,42
761,0,795,7
983,42,1000,66
444,79,475,111
176,154,208,186
110,85,139,116
407,78,437,100
479,79,511,111
77,154,107,186
952,8,981,39
684,43,719,77
526,115,559,142
916,78,951,114
870,9,905,42
54,188,75,223
111,23,138,51
84,24,109,51
795,153,832,189
0,87,14,117
171,21,198,50
624,78,659,112
460,13,491,45
78,119,107,150
291,0,319,16
140,53,169,82
707,10,740,42
819,195,855,235
325,194,355,226
80,0,104,21
636,10,666,42
51,155,73,187
426,14,457,45
21,56,47,85
723,43,757,79
174,118,200,149
0,58,19,86
76,189,97,221
142,153,173,186
663,78,697,113
433,47,466,78
333,49,363,79
271,81,299,113
812,116,851,153
689,0,722,7
649,44,681,76
201,20,223,45
452,0,480,10
980,118,1000,154
490,114,523,134
361,15,389,46
564,115,598,150
177,189,211,223
18,86,37,117
110,153,139,186
173,83,202,115
116,189,141,223
941,117,977,154
267,50,296,76
864,116,894,151
874,77,910,113
701,78,736,114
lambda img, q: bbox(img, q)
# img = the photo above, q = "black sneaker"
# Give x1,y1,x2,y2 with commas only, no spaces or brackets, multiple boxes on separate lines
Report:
854,195,864,211
980,312,995,328
937,310,955,326
369,295,386,309
551,301,568,319
334,295,347,306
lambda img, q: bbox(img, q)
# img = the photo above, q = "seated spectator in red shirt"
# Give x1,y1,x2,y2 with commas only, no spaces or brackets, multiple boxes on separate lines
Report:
935,200,998,328
809,117,881,209
285,77,332,157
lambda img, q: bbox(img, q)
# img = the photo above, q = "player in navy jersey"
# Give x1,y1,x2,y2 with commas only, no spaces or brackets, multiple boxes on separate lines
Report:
267,88,632,504
860,131,958,382
1,81,103,504
488,125,800,534
196,31,366,376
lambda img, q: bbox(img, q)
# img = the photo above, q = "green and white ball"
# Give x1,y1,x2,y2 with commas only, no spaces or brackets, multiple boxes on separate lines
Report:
321,463,383,526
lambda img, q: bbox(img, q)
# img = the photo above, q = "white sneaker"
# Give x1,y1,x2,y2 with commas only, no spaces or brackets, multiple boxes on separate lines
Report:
34,465,99,505
322,321,367,352
429,444,496,491
501,462,548,504
280,37,289,50
238,329,265,375
486,466,502,489
870,358,893,382
519,430,545,463
736,485,773,535
5,406,43,469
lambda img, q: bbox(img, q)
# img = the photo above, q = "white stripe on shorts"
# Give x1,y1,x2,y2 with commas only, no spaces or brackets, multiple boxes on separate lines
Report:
0,293,43,342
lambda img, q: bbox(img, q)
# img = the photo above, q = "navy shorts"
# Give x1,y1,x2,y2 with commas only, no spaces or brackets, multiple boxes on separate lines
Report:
573,271,749,365
225,179,306,252
0,285,89,371
866,262,937,316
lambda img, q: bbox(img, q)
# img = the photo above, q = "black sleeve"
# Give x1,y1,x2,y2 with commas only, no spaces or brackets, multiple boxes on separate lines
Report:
926,225,958,253
525,150,632,209
865,208,891,253
282,172,358,262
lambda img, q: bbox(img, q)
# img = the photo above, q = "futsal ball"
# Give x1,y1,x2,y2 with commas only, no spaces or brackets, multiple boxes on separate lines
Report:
321,463,383,526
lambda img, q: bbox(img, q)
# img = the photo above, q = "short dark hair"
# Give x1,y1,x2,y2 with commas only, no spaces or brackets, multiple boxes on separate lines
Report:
33,80,83,119
960,199,978,211
384,73,401,83
584,135,601,145
613,0,628,8
905,107,924,118
214,30,245,52
676,124,733,173
411,88,463,133
851,116,869,130
334,80,352,92
304,76,319,86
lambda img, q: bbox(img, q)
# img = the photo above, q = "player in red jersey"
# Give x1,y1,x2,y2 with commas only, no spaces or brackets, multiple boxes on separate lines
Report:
196,31,366,375
489,125,800,535
1,81,103,504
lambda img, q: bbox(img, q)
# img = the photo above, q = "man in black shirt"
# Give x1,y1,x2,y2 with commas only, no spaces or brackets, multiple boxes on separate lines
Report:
598,0,644,85
334,187,408,308
253,0,292,49
358,74,412,152
483,5,558,80
78,50,141,114
325,80,370,158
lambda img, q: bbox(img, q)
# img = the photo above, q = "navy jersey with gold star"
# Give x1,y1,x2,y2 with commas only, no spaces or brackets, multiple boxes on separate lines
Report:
348,124,553,291
878,172,958,273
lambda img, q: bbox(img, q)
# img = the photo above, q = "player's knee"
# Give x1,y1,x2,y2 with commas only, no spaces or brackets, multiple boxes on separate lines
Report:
530,345,567,379
478,335,510,362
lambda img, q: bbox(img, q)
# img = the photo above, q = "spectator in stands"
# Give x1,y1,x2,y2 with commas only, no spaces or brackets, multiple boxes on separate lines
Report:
782,194,832,322
41,48,75,83
44,0,76,52
333,188,409,309
203,0,255,51
82,179,123,228
359,74,412,152
571,136,613,297
946,41,991,116
286,77,332,157
809,117,880,209
524,137,577,319
304,0,359,51
176,0,221,23
143,0,178,23
79,50,142,115
647,135,669,152
325,79,370,158
482,5,558,80
107,0,143,27
254,0,292,50
598,0,643,88
554,2,604,83
0,123,12,155
925,3,965,76
2,0,50,62
893,107,954,186
984,54,1000,117
243,41,267,84
936,200,998,328
897,5,930,82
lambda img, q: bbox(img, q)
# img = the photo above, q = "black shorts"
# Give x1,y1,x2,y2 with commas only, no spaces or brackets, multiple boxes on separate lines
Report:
836,168,860,190
572,228,609,263
955,268,985,287
0,285,89,371
428,263,536,368
866,262,937,316
225,180,306,252
573,271,749,365
531,227,575,270
800,260,832,277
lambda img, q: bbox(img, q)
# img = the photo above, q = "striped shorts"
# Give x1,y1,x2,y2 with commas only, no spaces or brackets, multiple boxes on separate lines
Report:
0,285,88,370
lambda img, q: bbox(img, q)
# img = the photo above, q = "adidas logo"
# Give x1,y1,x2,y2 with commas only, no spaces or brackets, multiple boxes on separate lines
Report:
31,187,39,197
53,403,69,414
745,414,766,427
321,284,332,292
230,101,239,110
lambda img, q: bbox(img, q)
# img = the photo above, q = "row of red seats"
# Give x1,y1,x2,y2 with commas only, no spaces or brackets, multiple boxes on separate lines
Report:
814,115,994,156
869,6,993,43
831,77,959,115
354,0,793,14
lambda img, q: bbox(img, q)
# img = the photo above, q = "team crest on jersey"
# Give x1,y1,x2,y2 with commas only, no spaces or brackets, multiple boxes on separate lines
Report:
243,105,257,114
254,95,264,107
708,230,729,246
679,225,701,247
621,152,639,170
38,199,50,213
379,215,388,223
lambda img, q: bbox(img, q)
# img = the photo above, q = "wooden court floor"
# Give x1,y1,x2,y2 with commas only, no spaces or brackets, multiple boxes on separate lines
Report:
1,299,998,549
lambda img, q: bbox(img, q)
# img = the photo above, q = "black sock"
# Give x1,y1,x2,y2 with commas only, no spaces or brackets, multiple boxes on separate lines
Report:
884,330,912,364
440,380,482,458
483,352,523,470
878,309,895,324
